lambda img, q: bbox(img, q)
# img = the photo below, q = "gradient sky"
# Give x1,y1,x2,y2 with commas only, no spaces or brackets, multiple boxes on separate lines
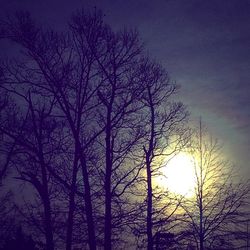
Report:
1,0,250,178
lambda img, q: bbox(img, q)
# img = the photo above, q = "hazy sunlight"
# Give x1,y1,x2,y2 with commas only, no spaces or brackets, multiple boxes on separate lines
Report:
159,153,196,197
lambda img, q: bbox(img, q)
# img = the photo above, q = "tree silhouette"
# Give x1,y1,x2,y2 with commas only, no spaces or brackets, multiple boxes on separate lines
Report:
129,58,188,249
0,8,188,249
178,120,249,249
0,10,100,250
0,76,58,249
1,7,248,250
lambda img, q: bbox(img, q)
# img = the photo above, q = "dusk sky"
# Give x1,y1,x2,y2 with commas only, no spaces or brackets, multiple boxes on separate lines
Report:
1,0,250,178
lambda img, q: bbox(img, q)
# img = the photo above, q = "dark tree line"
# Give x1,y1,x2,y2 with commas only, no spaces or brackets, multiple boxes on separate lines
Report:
0,9,249,250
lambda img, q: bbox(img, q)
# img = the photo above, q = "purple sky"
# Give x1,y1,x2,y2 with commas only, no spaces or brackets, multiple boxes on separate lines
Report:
1,0,250,178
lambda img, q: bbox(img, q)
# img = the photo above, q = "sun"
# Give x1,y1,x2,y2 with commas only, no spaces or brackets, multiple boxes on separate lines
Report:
158,153,196,197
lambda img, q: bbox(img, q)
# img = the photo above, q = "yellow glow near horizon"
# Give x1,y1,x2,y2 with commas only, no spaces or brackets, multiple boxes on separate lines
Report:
159,153,196,197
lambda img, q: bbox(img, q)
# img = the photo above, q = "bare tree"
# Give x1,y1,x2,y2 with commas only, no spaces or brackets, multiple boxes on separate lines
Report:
0,10,104,250
0,84,59,250
179,120,249,250
93,30,144,250
0,8,191,250
136,58,188,250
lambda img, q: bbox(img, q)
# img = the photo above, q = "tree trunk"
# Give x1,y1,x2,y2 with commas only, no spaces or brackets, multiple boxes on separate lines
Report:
146,86,155,250
199,117,204,250
66,147,79,250
199,196,204,250
146,156,153,250
43,195,54,250
79,153,96,250
40,159,54,250
104,109,112,250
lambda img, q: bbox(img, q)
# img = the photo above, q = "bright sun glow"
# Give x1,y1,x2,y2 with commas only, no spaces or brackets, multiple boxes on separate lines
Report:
159,153,196,197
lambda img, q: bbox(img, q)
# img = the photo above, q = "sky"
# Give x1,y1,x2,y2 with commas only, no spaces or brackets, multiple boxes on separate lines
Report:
1,0,250,178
